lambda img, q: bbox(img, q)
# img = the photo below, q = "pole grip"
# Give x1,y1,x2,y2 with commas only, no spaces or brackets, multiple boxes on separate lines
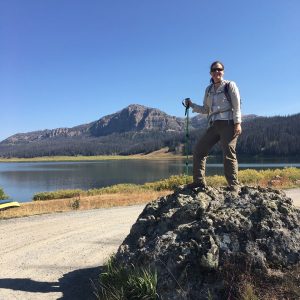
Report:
182,98,190,108
182,98,190,116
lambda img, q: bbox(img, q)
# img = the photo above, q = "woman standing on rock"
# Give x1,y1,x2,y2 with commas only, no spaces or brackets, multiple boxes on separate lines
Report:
185,61,242,192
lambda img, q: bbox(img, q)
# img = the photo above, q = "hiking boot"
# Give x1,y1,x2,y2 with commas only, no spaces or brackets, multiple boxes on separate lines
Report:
226,185,241,196
184,181,207,191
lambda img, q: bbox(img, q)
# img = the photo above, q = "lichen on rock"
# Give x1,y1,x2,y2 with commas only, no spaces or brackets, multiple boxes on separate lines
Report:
116,186,300,299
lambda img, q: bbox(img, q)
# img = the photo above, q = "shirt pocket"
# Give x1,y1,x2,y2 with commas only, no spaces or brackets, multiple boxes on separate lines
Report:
216,90,227,103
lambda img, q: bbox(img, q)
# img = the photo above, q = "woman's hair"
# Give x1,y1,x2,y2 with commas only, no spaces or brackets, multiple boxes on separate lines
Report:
210,61,225,71
210,61,225,83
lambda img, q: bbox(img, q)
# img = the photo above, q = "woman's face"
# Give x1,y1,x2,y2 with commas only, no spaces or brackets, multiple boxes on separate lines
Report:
210,63,224,83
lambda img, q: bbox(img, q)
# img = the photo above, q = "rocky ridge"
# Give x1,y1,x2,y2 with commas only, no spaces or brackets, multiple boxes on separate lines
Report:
90,104,185,137
3,104,255,144
116,186,300,299
2,104,191,144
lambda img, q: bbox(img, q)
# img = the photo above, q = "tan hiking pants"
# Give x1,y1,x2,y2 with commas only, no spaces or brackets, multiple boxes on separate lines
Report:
193,120,239,187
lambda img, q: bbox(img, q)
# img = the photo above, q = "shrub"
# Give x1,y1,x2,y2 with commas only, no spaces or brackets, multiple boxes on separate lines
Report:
87,184,145,196
70,198,80,210
95,256,158,300
145,174,191,191
240,282,259,300
206,174,227,186
0,187,8,200
239,169,264,185
280,167,300,181
33,189,83,201
221,259,300,300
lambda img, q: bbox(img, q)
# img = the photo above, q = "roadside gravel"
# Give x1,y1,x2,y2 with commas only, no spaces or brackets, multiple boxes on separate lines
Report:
0,205,145,300
0,189,299,300
285,188,300,206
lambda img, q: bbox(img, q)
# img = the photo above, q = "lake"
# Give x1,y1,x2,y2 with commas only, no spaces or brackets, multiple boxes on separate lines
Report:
1,157,300,202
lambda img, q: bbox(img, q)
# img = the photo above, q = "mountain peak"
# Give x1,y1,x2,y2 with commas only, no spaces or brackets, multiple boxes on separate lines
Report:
125,103,148,111
90,104,183,136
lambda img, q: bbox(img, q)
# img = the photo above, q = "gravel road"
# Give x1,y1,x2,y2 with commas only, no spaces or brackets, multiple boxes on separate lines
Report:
0,205,145,300
0,189,299,300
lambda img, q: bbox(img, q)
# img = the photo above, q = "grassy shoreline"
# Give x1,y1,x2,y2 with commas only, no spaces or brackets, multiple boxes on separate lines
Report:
1,153,300,163
0,155,144,162
0,190,171,220
0,150,184,162
1,168,300,220
32,168,300,201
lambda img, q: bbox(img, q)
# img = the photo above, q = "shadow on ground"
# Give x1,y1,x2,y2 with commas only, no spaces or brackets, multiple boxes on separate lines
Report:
0,266,103,300
58,266,103,299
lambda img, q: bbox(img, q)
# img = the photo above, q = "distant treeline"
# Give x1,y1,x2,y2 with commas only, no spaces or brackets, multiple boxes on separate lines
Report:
188,113,300,156
236,113,300,156
0,114,299,158
0,132,184,158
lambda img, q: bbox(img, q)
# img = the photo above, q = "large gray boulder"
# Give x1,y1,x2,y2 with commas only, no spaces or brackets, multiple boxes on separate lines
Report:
116,186,300,299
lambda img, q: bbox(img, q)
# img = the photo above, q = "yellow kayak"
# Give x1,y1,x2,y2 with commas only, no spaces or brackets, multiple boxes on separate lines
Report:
0,201,20,210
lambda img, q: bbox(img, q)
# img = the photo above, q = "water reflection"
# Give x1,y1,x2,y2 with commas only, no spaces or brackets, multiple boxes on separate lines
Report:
0,158,299,202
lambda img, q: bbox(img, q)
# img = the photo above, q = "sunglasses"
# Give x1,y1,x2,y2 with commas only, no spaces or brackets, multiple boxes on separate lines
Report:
211,68,224,72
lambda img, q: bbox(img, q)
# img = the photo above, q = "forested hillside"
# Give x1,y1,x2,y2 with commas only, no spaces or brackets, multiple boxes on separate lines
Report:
0,107,299,158
237,114,300,155
188,113,300,156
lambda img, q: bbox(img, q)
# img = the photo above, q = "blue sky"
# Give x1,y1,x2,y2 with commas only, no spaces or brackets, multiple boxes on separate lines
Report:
1,0,299,141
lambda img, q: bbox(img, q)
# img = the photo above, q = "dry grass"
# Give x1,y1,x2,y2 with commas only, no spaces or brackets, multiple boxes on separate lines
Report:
0,151,183,163
0,190,171,219
221,259,300,300
0,155,139,162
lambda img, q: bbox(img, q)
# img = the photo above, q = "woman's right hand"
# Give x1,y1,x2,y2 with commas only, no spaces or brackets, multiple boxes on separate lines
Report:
184,98,193,107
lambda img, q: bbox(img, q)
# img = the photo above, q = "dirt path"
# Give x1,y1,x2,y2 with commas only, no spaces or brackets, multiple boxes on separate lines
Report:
285,188,300,206
0,205,145,300
0,190,299,300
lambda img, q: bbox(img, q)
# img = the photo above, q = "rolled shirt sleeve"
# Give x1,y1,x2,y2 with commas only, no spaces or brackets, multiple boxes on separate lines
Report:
190,86,210,114
190,103,208,114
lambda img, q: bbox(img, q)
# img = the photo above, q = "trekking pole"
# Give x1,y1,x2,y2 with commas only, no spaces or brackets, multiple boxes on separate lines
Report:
182,99,190,177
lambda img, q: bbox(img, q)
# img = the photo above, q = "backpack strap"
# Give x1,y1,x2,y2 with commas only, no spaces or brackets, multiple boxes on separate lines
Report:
206,81,233,125
224,81,242,106
224,81,232,105
204,83,214,101
207,81,232,104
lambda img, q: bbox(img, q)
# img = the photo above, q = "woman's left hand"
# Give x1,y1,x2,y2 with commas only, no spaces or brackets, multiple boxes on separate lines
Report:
234,123,242,138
